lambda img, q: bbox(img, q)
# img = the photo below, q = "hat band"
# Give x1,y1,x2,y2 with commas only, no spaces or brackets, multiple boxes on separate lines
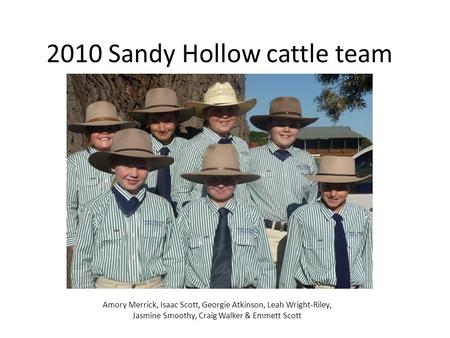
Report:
87,117,120,123
317,173,355,176
144,104,179,109
114,148,154,154
271,112,301,116
201,167,240,172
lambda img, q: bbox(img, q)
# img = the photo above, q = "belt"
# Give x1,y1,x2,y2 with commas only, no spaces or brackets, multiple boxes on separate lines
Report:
186,285,256,289
95,276,163,289
264,219,288,232
296,281,360,289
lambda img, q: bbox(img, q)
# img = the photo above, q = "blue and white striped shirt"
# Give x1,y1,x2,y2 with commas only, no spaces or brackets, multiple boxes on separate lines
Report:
176,196,276,288
279,200,372,288
248,141,318,223
67,147,114,246
145,135,188,195
71,183,184,288
172,127,251,211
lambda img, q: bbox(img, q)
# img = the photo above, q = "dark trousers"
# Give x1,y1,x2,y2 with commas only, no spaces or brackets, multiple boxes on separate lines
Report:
66,246,73,288
276,235,288,288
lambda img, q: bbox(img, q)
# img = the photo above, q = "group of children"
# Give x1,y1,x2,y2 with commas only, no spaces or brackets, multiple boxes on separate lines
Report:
67,82,372,289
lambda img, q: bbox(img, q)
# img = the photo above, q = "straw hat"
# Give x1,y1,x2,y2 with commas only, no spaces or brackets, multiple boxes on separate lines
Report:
68,101,135,133
305,156,371,183
250,96,318,131
129,88,194,124
184,82,256,119
181,144,260,184
89,128,173,173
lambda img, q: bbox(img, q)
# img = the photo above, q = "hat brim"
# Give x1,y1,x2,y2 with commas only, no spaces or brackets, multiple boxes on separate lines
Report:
250,115,318,131
185,99,256,119
181,170,260,184
304,174,371,184
68,121,136,134
89,151,174,174
129,106,195,124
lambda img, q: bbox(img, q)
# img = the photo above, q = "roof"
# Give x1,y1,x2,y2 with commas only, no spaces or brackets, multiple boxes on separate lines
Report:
297,126,366,140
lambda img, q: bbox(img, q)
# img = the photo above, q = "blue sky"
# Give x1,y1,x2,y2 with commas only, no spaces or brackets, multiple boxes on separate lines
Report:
244,74,372,141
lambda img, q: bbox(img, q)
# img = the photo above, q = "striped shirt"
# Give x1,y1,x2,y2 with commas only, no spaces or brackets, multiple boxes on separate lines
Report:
145,135,188,194
177,196,276,288
279,200,372,288
248,141,318,222
172,127,251,211
71,183,184,288
67,147,114,246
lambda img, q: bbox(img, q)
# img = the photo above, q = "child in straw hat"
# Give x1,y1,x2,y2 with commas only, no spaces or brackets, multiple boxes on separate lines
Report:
177,144,275,288
172,82,256,212
66,101,135,287
71,128,184,288
129,88,194,213
279,156,372,289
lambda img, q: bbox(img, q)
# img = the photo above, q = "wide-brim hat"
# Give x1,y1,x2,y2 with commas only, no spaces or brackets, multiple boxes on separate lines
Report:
184,82,256,119
129,87,194,124
68,101,136,134
305,155,371,183
181,144,260,184
89,128,174,174
250,96,318,131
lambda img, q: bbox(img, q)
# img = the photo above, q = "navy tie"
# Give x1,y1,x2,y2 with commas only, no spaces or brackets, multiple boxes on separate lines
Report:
156,147,172,202
210,208,232,288
273,149,291,161
112,186,143,217
218,137,233,144
333,213,350,288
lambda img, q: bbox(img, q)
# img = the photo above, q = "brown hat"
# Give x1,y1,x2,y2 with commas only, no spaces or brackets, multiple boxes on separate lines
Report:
181,144,260,184
89,128,174,173
250,96,318,131
68,101,136,133
184,82,256,119
129,88,194,124
305,156,371,183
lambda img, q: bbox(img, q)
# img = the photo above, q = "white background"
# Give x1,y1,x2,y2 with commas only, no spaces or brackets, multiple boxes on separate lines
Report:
1,1,449,337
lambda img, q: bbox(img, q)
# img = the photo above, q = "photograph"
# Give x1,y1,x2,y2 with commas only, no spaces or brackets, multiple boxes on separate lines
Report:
66,74,373,290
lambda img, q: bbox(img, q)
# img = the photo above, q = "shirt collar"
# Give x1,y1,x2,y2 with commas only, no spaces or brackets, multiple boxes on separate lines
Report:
150,134,175,153
206,195,236,215
87,146,98,155
203,127,232,143
318,199,348,220
113,182,146,202
267,141,293,154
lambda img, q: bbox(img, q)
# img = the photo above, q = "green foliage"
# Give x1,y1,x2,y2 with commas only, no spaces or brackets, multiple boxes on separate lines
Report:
314,74,372,123
249,131,269,146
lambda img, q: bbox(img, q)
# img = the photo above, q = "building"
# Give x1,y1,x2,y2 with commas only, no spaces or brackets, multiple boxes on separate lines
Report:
294,126,370,157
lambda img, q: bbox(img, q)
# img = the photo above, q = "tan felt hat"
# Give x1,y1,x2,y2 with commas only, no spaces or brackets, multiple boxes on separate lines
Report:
305,155,371,183
250,96,318,131
129,88,194,124
89,128,173,173
68,101,135,133
181,144,260,184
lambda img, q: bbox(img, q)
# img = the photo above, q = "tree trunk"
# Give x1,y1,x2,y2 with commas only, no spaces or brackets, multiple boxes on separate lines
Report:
67,74,248,155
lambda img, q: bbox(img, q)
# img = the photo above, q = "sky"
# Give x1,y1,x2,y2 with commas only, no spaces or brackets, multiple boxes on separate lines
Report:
244,74,373,141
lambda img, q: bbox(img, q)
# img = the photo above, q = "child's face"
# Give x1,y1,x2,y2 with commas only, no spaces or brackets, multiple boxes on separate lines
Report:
205,106,238,136
113,158,150,195
148,113,176,145
204,176,237,206
270,119,300,149
88,126,120,151
320,183,351,213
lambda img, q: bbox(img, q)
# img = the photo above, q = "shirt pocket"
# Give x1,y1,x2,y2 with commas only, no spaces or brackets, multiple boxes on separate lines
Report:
142,224,166,239
345,231,364,249
302,237,325,250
